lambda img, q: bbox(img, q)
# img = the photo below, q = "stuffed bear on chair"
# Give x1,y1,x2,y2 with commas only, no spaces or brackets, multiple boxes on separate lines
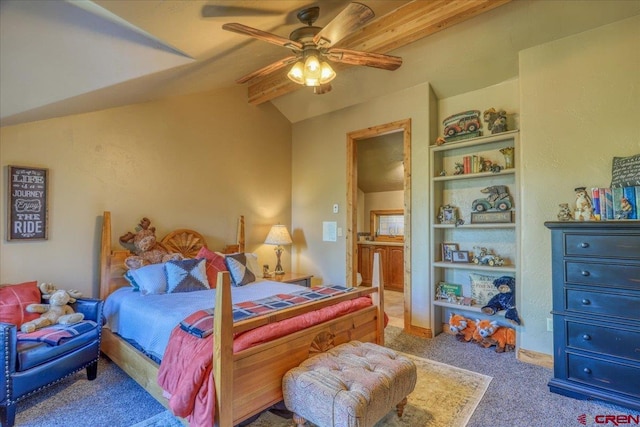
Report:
20,283,84,333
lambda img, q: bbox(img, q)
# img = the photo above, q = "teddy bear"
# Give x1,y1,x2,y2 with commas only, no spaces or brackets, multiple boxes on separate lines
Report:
481,276,521,325
20,283,85,333
448,313,476,342
119,217,182,270
475,319,516,353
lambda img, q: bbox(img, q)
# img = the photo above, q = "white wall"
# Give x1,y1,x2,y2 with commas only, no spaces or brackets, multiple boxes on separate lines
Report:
518,15,640,354
1,85,292,296
291,83,432,327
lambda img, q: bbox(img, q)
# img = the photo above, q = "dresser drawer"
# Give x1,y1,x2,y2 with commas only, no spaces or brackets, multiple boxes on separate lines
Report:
566,289,640,321
567,321,640,362
565,261,640,289
565,233,640,260
567,353,640,398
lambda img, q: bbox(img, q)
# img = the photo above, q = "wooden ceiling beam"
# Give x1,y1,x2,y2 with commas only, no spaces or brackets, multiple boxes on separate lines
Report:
246,0,511,105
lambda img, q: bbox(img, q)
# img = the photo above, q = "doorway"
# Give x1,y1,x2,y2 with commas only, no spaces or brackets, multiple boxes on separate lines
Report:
346,119,411,330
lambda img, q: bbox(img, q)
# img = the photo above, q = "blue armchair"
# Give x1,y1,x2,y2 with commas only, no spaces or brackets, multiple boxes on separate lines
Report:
1,298,103,427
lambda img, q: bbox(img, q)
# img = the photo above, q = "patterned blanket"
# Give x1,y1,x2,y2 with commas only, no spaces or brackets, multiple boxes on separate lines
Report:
17,320,97,346
180,285,355,338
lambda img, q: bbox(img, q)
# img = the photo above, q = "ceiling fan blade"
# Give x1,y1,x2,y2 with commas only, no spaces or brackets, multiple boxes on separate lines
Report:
313,2,375,48
327,48,402,71
222,23,303,51
202,5,282,18
236,56,298,84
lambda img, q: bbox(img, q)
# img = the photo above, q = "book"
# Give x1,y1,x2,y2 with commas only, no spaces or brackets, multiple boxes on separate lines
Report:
636,186,640,221
623,186,637,219
613,187,624,219
463,156,471,174
591,188,601,220
604,188,613,220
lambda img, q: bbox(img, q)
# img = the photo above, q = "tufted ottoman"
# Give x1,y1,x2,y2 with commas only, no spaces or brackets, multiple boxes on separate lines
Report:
282,341,417,427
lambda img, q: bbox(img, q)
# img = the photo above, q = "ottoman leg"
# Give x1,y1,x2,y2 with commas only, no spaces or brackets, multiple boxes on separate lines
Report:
293,413,307,426
396,397,408,417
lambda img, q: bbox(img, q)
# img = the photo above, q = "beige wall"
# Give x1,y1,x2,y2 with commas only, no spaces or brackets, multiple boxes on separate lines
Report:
519,15,640,354
0,85,292,297
291,83,432,327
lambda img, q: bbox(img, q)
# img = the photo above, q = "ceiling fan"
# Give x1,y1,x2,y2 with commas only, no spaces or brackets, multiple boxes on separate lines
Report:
222,2,402,93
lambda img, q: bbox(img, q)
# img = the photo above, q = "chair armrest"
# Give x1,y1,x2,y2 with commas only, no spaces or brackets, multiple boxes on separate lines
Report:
72,298,104,324
1,322,18,402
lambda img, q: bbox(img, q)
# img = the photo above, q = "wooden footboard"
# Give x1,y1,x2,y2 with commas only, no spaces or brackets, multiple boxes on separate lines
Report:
99,211,384,427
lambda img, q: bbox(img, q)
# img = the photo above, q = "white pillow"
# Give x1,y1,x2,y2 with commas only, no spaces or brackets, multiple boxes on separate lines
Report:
129,263,168,295
245,253,261,277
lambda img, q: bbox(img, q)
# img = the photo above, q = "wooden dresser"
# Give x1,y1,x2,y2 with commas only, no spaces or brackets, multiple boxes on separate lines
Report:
545,221,640,410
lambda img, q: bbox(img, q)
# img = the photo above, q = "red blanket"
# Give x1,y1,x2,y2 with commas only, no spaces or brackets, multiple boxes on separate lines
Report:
157,296,373,426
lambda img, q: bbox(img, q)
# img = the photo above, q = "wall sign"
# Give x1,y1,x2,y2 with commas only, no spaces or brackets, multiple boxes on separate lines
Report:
7,165,48,241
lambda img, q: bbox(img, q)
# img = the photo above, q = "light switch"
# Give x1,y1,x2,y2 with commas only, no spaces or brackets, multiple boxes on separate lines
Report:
337,227,343,237
333,204,339,214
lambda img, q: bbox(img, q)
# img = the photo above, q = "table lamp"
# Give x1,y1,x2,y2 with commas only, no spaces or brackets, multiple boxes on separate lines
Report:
264,224,293,275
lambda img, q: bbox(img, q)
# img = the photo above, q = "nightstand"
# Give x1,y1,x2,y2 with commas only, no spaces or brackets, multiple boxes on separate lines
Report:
272,272,313,287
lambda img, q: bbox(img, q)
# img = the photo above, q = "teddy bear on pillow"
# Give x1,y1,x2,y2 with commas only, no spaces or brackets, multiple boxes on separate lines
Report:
20,283,84,333
119,217,182,270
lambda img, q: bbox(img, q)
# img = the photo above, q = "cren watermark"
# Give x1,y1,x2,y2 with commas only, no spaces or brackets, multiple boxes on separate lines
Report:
578,414,640,426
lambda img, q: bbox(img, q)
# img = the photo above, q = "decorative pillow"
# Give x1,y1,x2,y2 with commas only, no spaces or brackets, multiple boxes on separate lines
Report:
469,273,500,306
224,253,256,287
129,263,168,295
124,271,140,291
196,246,228,288
165,258,209,293
244,253,261,277
0,281,41,327
611,154,640,188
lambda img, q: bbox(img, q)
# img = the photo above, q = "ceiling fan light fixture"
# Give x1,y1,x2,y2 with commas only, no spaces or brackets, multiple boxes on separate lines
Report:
287,54,336,87
287,61,305,85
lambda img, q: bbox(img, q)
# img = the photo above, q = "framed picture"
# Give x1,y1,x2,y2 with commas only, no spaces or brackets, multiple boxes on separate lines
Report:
452,250,470,263
7,165,49,241
441,242,459,262
438,204,458,224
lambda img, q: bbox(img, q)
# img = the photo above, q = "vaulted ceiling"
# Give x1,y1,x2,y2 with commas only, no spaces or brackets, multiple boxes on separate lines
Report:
2,0,638,128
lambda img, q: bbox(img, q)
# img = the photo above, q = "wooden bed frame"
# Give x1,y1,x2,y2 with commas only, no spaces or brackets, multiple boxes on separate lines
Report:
99,211,385,427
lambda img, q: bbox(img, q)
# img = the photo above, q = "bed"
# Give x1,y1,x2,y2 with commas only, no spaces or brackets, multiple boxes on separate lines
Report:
99,211,385,427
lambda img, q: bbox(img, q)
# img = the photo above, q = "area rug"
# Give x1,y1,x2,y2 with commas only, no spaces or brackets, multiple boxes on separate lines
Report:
135,353,491,427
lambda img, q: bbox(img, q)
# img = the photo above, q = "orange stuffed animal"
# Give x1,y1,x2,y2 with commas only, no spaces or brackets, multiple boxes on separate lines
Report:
475,319,516,353
448,313,476,342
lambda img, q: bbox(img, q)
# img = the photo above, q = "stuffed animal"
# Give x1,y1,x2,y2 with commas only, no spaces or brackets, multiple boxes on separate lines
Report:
20,283,84,333
119,217,182,270
481,276,521,325
471,320,494,348
475,319,516,353
449,313,476,342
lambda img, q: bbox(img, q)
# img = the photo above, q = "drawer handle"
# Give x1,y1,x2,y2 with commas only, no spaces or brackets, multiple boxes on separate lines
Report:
583,368,592,374
581,270,590,277
582,334,591,341
581,299,591,305
580,242,590,249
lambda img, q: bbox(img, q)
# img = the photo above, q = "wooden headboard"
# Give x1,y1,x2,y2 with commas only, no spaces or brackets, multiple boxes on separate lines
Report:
99,211,245,300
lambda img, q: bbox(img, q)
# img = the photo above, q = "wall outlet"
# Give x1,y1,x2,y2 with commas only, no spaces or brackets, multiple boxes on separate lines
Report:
547,318,553,332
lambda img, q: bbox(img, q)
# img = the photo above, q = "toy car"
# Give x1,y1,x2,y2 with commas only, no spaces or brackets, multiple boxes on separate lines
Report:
472,253,505,266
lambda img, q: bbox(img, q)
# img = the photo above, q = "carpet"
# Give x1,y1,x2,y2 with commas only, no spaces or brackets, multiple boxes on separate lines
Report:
137,352,492,427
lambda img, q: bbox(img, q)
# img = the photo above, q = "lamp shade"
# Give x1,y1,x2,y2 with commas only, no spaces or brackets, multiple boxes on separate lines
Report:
264,225,292,246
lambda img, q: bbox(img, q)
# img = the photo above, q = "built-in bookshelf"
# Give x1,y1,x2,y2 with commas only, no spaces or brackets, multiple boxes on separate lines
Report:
429,130,520,336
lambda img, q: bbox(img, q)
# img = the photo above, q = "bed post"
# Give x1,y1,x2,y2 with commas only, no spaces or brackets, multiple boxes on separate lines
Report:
214,271,233,427
100,211,112,300
371,252,385,345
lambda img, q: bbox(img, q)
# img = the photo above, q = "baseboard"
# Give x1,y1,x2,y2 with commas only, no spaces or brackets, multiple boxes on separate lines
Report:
404,324,432,338
518,347,553,369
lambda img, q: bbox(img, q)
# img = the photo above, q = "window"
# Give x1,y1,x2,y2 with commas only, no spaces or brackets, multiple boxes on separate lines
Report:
370,209,404,242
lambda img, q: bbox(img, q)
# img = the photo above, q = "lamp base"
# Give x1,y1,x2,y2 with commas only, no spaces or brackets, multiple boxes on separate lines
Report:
274,246,285,275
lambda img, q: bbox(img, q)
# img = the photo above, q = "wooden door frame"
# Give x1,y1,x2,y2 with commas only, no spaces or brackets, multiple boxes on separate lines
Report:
347,119,411,329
